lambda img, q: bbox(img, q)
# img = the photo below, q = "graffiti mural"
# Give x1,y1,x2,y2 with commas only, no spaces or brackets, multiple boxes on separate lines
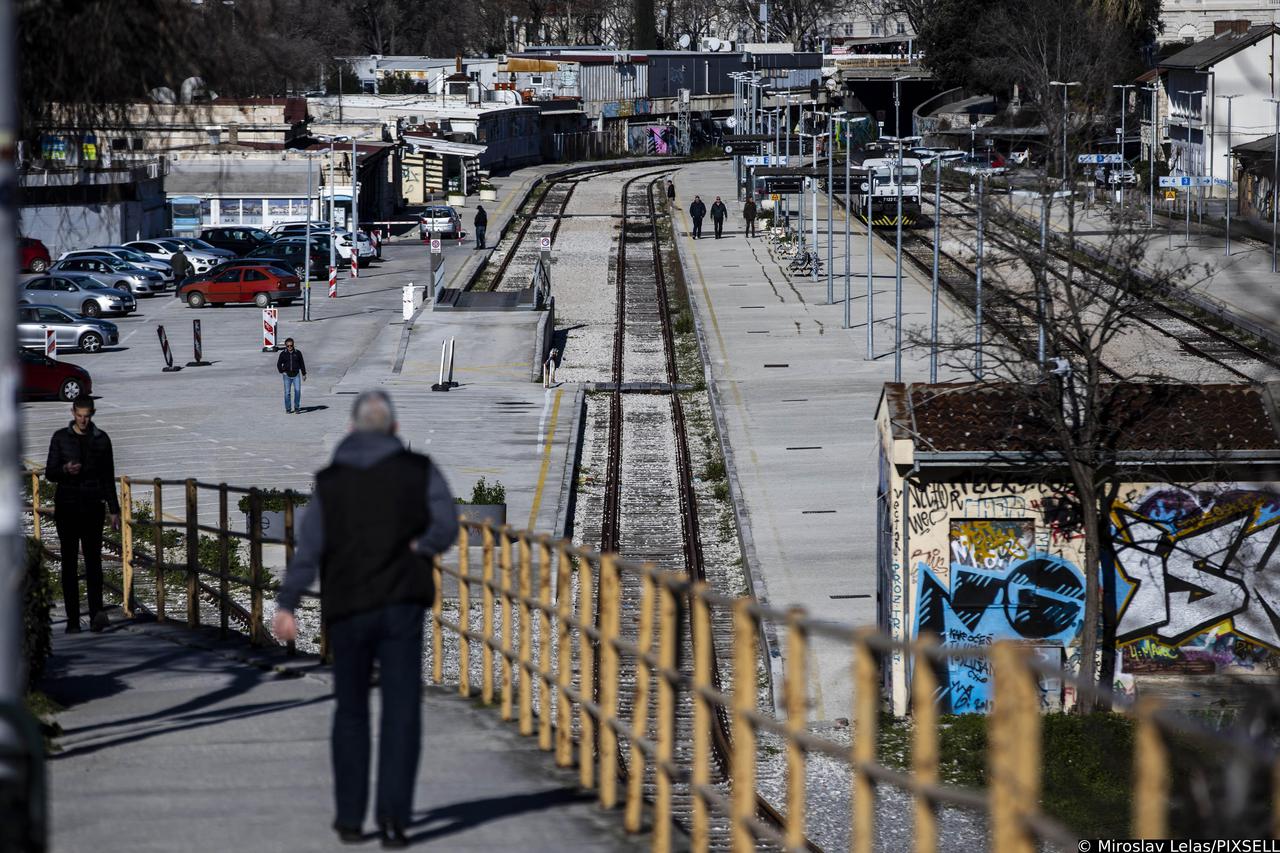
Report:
915,518,1085,712
1113,487,1280,670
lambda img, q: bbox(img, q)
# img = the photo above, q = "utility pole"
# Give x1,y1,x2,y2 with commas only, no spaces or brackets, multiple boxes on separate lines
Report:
1049,80,1081,184
1113,83,1135,212
882,133,921,382
1217,93,1239,256
1269,97,1280,272
1145,83,1158,228
975,172,985,379
826,110,838,303
1179,89,1204,247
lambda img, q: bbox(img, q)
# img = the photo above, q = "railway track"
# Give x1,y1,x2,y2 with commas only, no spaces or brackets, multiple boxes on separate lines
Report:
596,173,817,850
933,191,1280,382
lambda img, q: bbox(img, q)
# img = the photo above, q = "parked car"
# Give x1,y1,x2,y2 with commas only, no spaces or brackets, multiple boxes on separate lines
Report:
267,222,361,260
60,246,173,281
1107,169,1138,186
910,148,967,167
241,243,329,280
19,273,137,317
199,226,272,256
951,154,1008,176
124,238,222,275
198,257,296,280
19,347,92,401
418,206,461,238
176,264,301,308
20,237,51,272
49,255,166,297
168,237,237,259
18,304,119,353
268,221,332,238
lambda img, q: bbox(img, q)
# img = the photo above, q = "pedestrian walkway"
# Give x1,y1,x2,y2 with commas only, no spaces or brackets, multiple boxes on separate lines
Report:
40,611,646,853
1003,192,1280,344
669,161,971,723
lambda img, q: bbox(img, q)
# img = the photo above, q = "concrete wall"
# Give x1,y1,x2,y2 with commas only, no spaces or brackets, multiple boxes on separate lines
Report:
20,199,167,258
875,406,1280,715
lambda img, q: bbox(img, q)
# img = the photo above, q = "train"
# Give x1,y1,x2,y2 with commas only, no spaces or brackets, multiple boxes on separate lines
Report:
852,154,924,227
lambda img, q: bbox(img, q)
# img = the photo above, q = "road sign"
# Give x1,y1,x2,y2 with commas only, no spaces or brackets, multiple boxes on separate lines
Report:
539,236,552,252
1164,190,1177,200
1158,176,1211,188
429,238,442,254
1212,177,1231,187
769,193,781,201
1077,154,1123,164
743,155,791,166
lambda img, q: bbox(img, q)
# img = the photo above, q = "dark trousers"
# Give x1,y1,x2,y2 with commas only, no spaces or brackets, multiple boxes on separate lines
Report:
55,500,105,625
745,218,756,237
692,217,703,238
475,226,487,249
329,602,425,830
713,218,724,238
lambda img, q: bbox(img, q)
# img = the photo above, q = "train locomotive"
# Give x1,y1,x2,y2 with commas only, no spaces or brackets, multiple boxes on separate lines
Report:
852,154,923,227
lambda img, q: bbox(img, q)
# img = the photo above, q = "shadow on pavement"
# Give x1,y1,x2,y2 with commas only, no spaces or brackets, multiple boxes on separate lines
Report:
408,787,595,845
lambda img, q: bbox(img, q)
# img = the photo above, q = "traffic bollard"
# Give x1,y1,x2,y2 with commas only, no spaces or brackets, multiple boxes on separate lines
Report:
45,329,56,360
261,308,279,352
157,325,181,372
431,340,450,392
328,266,337,298
187,319,211,366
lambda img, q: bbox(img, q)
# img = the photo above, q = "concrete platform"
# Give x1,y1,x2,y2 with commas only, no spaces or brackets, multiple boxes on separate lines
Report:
40,613,647,853
670,160,971,722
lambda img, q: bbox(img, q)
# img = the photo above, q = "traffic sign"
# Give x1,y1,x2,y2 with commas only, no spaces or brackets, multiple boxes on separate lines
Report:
539,236,552,252
1164,190,1177,200
743,155,791,166
429,238,442,254
769,193,781,201
1077,154,1124,164
1212,177,1231,187
1158,176,1211,188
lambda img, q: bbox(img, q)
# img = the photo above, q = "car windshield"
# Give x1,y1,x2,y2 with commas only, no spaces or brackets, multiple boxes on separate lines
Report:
105,248,150,263
185,239,218,251
75,278,112,290
92,256,129,270
157,239,185,251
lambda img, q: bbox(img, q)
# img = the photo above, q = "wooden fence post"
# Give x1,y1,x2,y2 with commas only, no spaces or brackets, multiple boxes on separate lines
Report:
598,554,620,809
578,554,596,790
120,477,133,618
458,526,471,698
153,479,166,621
912,636,940,853
990,642,1041,853
482,525,495,705
784,607,808,852
554,545,573,768
691,584,712,853
217,484,229,638
1132,698,1169,839
518,534,533,736
852,627,878,853
731,598,757,852
653,578,677,853
500,527,514,722
248,488,263,645
624,571,656,833
185,479,199,627
537,539,553,752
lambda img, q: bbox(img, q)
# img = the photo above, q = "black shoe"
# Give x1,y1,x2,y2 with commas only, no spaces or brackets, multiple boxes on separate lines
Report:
90,612,110,632
65,622,82,634
333,822,363,844
379,823,408,849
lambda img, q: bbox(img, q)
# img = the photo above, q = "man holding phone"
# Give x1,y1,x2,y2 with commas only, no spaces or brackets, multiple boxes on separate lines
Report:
44,395,120,633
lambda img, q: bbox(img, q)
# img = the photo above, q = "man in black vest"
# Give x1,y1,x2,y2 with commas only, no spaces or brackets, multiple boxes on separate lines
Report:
274,390,458,848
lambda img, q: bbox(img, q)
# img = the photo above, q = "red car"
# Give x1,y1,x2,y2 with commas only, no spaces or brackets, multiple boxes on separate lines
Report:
20,237,50,273
19,348,92,401
176,264,301,308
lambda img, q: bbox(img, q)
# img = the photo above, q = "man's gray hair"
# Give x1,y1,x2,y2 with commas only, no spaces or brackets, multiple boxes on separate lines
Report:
351,390,397,433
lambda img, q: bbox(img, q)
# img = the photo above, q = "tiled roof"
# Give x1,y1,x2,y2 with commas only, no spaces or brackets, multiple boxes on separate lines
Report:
883,382,1280,453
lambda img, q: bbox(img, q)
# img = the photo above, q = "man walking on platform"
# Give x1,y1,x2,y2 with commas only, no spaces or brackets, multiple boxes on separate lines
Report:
276,337,307,414
274,390,458,848
45,395,120,633
743,197,757,237
666,179,675,204
689,195,706,239
474,205,488,250
710,196,728,239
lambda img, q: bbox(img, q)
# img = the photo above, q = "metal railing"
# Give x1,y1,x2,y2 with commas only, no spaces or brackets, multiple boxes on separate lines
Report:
24,473,1280,852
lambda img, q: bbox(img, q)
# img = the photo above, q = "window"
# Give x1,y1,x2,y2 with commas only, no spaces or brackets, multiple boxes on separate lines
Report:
207,129,221,145
37,307,66,322
19,308,35,322
844,22,855,36
896,19,906,33
110,138,129,151
530,74,544,85
241,199,262,224
26,280,51,291
219,198,240,223
243,269,267,281
871,20,882,36
214,269,241,283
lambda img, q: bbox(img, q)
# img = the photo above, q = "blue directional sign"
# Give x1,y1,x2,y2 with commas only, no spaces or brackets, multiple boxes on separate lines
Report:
743,155,791,166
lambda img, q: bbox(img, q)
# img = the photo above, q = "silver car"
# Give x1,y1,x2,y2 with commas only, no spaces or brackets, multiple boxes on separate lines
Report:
17,304,119,353
60,246,173,281
20,273,137,317
49,255,166,296
125,238,222,275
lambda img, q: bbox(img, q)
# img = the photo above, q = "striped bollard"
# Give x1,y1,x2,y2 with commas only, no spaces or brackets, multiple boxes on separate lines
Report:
350,251,358,279
328,266,337,298
188,319,210,366
261,308,278,352
44,329,56,360
156,325,181,372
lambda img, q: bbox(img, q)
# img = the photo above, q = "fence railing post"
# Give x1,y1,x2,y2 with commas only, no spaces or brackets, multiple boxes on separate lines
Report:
1132,698,1169,839
518,533,533,736
482,525,496,705
731,597,757,852
217,484,229,638
458,526,471,698
185,479,199,627
153,478,166,621
990,642,1041,853
432,556,444,685
500,527,514,722
30,471,41,542
852,627,878,853
537,539,553,752
120,477,133,617
624,571,656,833
283,490,296,656
554,545,573,767
784,607,809,851
248,487,263,645
578,553,596,790
912,636,940,853
598,554,620,809
691,583,712,853
654,578,677,853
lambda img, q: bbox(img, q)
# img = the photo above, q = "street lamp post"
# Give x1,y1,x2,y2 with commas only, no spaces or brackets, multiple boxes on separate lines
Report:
882,133,921,382
838,116,869,329
976,171,986,378
1178,89,1204,248
1049,81,1081,184
1144,83,1158,228
1268,97,1280,272
826,110,841,303
1217,93,1239,256
1113,84,1135,212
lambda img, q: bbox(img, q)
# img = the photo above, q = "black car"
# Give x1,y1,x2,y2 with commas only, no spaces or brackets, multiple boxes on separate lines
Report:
199,226,271,256
247,243,331,280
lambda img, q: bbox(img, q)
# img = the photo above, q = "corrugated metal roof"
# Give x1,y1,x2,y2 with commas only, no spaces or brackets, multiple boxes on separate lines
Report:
1158,24,1277,70
165,159,314,196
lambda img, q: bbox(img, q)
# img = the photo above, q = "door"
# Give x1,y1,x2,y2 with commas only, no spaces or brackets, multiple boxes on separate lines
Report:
16,307,42,347
240,268,269,302
36,306,73,347
208,268,242,303
48,277,79,313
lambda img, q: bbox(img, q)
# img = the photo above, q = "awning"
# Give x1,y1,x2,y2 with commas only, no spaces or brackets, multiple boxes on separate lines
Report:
402,135,488,158
502,58,560,73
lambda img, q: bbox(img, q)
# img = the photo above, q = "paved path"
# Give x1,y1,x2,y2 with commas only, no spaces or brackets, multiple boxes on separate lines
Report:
41,612,649,853
669,161,971,722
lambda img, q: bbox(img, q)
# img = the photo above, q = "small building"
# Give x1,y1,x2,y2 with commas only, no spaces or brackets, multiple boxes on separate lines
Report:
19,160,168,257
1231,134,1279,220
875,382,1280,715
342,55,502,94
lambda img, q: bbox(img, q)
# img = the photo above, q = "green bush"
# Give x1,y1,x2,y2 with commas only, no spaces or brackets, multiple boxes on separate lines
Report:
457,477,506,506
236,488,310,515
22,538,53,688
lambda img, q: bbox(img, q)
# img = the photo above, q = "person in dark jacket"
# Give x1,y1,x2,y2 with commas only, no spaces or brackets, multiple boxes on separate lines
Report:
710,196,728,239
170,249,192,281
743,198,757,237
689,195,706,239
666,179,675,203
276,337,307,414
474,205,488,249
274,390,458,848
44,395,120,633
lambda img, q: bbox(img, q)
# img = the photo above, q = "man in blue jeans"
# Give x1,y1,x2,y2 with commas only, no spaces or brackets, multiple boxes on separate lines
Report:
274,390,458,847
276,337,306,413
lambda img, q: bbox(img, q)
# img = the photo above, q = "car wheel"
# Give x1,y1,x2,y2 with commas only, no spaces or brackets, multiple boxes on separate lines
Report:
187,291,207,308
254,292,271,308
294,265,307,279
79,331,103,353
117,283,133,295
30,258,48,273
59,378,83,401
82,301,102,318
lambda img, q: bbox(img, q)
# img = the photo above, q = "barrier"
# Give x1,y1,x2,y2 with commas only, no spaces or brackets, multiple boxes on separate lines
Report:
328,265,337,298
156,325,180,372
261,308,278,352
187,319,210,367
431,338,457,391
44,329,55,360
349,252,358,279
543,347,559,388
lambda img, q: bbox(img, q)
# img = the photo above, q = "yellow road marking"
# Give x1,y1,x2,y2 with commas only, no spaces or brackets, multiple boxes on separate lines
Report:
527,388,563,530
